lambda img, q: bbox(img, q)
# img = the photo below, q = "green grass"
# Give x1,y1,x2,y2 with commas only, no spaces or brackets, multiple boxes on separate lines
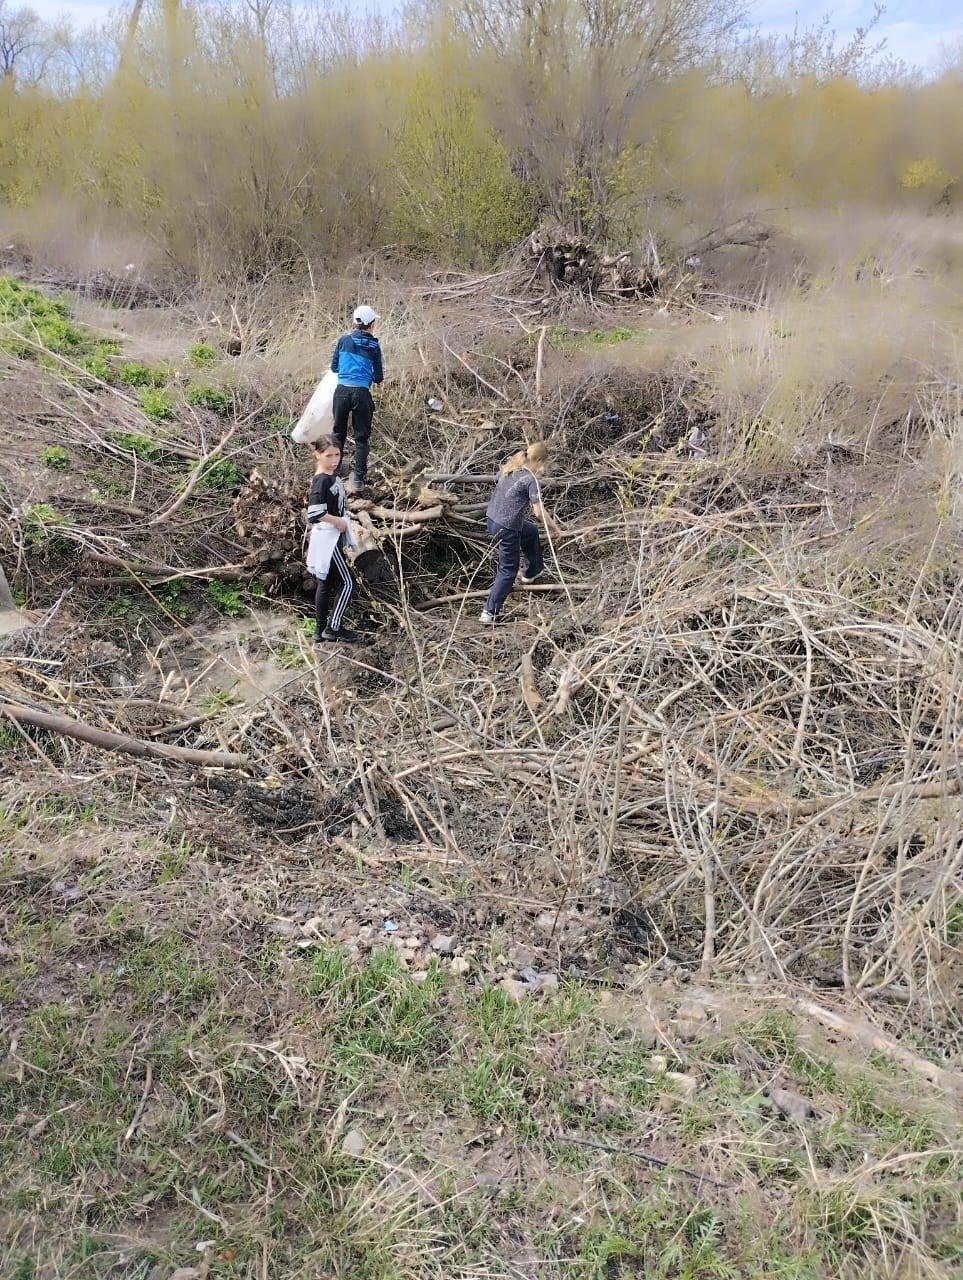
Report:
2,819,960,1280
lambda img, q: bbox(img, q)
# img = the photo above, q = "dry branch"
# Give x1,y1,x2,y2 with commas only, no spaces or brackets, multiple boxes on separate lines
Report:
794,998,963,1097
1,701,250,770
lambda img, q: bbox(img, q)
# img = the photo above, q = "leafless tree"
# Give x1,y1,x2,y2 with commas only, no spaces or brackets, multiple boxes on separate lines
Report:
0,0,46,79
443,0,746,236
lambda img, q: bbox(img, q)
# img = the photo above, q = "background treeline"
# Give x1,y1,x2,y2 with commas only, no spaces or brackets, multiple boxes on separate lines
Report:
1,0,961,277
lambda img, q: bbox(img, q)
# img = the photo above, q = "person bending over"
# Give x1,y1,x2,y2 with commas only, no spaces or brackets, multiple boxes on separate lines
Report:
331,304,383,494
306,435,361,644
480,441,561,625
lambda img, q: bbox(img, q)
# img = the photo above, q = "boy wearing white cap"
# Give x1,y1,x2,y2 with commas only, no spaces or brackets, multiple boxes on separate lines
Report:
331,305,383,494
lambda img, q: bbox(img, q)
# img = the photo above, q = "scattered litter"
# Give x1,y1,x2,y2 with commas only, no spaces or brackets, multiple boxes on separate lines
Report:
767,1086,816,1122
267,919,300,939
427,396,444,412
382,919,399,933
665,1071,699,1096
498,977,529,1002
341,1129,367,1157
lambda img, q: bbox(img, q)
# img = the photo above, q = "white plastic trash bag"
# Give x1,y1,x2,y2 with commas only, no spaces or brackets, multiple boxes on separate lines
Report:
291,369,338,444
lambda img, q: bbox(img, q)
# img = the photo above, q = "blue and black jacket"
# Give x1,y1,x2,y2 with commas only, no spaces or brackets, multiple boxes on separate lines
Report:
331,328,383,389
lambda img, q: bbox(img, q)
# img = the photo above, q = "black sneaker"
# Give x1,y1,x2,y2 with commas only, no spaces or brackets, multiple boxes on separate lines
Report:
322,625,363,644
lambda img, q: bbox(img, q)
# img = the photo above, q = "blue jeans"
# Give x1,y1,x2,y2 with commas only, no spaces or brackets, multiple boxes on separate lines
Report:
484,517,544,616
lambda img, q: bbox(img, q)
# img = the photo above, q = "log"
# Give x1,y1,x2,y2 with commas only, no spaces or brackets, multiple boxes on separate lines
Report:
1,701,250,770
372,504,444,524
794,997,963,1098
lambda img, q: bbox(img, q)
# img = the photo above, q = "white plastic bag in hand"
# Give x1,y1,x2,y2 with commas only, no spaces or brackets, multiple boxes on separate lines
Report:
291,369,338,444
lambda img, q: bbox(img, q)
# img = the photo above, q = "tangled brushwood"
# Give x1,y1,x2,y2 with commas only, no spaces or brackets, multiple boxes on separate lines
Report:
2,383,961,1041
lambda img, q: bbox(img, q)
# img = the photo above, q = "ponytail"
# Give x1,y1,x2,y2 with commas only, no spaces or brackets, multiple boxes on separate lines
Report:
501,440,550,476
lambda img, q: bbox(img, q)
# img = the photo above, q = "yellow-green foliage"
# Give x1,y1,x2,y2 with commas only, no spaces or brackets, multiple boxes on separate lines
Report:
0,3,961,273
389,72,536,263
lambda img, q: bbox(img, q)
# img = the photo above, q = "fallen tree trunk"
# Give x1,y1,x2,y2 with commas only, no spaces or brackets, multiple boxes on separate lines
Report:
1,701,250,770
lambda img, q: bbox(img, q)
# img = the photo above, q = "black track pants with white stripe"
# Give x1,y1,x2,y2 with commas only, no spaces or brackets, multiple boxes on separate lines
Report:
314,540,354,634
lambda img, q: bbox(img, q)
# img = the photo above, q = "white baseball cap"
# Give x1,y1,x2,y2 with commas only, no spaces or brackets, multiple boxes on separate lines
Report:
353,305,379,326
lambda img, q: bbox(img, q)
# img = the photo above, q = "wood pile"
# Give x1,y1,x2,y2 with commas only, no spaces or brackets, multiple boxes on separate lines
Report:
231,465,461,594
527,227,661,299
232,468,307,592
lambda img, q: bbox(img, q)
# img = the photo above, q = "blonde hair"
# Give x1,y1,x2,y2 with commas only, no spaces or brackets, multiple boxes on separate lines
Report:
501,440,550,476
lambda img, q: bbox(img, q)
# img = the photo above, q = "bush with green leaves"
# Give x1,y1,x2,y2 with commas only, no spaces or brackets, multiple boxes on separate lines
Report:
187,342,218,368
390,78,536,265
186,383,232,415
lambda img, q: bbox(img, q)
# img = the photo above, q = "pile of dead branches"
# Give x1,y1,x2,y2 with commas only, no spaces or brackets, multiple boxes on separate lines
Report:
525,226,662,299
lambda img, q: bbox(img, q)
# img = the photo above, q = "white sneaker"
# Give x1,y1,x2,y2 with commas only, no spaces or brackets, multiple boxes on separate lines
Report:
519,573,542,586
479,609,497,624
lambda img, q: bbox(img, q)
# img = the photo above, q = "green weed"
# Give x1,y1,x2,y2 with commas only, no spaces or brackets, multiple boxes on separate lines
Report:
119,361,169,388
275,642,308,669
199,687,240,713
113,431,160,462
21,503,70,548
40,445,69,470
205,579,246,616
77,354,111,382
0,277,85,358
198,457,243,491
187,341,218,368
160,578,194,621
267,412,296,433
186,382,232,415
136,387,173,422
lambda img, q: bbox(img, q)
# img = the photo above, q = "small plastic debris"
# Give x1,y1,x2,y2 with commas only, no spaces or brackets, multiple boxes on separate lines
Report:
382,919,399,933
427,396,444,413
341,1129,367,1157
